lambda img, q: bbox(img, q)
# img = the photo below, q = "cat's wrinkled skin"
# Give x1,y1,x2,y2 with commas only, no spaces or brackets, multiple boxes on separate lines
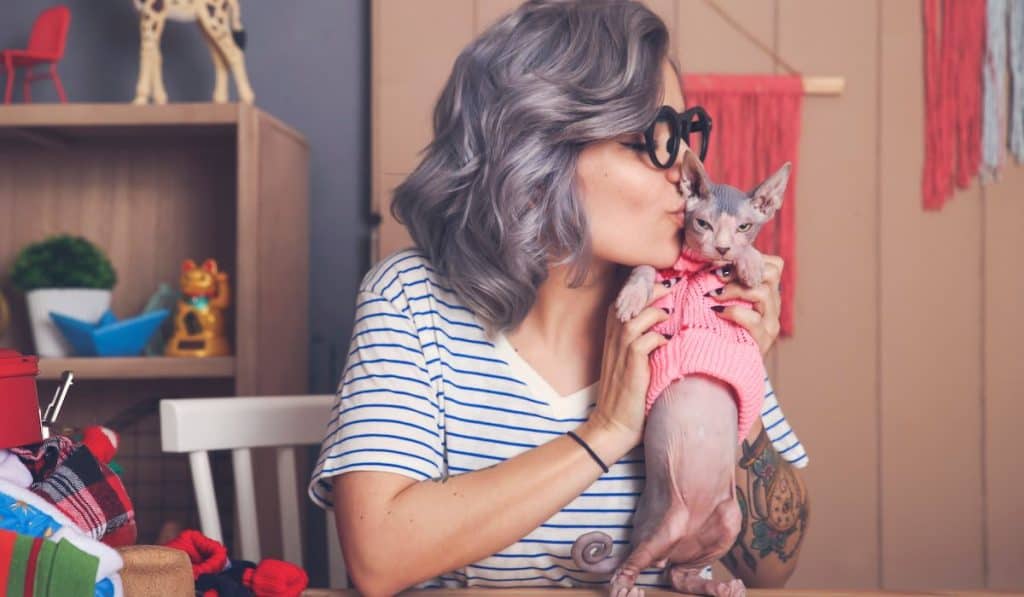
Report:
573,151,790,597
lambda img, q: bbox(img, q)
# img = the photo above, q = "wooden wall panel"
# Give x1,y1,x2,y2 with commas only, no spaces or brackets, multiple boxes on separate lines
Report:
879,0,985,589
370,1,1024,590
982,154,1024,588
775,0,881,588
474,0,521,32
676,1,776,75
371,0,475,263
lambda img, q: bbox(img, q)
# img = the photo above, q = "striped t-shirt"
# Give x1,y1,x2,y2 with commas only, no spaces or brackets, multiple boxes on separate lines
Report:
308,249,808,589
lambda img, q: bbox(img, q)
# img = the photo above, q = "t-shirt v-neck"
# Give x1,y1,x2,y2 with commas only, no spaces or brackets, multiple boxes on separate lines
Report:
491,330,598,420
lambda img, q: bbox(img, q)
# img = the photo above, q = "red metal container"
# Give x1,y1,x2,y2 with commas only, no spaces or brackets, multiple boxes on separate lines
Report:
0,349,43,449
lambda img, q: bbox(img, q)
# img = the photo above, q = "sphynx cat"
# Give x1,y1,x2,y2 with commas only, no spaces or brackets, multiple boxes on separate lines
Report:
572,150,791,597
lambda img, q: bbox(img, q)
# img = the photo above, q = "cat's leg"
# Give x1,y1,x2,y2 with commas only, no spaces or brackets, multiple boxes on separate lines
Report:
615,265,656,321
733,247,764,288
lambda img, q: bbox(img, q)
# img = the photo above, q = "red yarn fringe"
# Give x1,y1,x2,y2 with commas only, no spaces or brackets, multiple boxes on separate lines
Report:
681,74,802,337
922,0,986,209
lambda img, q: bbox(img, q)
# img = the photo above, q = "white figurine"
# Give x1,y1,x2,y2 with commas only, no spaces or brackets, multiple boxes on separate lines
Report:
132,0,255,105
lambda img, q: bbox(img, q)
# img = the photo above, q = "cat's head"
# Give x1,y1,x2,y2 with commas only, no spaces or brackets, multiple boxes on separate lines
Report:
179,258,222,297
678,150,791,264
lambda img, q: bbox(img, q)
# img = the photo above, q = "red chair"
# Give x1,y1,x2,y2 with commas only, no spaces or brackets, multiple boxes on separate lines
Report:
1,5,71,104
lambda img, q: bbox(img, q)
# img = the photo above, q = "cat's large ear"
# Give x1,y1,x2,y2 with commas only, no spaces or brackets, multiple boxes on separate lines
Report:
680,149,712,211
749,162,791,220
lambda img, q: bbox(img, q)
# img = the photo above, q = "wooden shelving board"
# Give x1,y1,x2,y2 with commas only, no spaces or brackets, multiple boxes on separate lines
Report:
0,102,306,146
37,356,235,380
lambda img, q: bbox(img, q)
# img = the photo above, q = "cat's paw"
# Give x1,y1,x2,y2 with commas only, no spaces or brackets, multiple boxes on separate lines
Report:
615,282,651,322
609,567,644,597
711,579,746,597
734,253,764,288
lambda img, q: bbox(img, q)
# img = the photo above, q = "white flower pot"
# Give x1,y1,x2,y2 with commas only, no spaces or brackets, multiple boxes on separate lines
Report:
26,288,112,357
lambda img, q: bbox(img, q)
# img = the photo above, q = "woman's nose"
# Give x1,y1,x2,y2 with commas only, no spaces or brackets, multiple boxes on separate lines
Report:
666,160,682,184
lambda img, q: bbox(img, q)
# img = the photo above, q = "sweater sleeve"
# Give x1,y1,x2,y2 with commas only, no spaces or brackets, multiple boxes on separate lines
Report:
308,290,445,510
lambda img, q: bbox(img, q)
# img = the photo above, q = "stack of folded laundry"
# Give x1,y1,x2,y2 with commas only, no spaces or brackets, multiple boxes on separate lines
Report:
0,425,135,596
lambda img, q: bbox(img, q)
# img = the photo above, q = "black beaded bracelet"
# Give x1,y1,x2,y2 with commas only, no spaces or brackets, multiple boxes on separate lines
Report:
566,430,609,473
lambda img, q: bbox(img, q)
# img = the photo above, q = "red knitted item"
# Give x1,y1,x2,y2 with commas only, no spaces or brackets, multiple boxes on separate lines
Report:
81,426,118,465
681,74,802,336
163,529,228,580
922,0,986,209
242,559,309,597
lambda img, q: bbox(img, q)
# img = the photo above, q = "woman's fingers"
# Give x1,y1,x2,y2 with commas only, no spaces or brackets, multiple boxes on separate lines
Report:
714,304,777,354
708,283,772,316
618,305,670,343
649,282,672,302
627,330,669,366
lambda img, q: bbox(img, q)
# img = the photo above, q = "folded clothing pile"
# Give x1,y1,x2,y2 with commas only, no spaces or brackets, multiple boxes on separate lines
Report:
0,480,123,596
8,428,136,547
0,425,135,596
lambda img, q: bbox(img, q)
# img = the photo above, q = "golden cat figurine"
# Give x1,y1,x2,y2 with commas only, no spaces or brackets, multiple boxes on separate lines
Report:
165,258,231,357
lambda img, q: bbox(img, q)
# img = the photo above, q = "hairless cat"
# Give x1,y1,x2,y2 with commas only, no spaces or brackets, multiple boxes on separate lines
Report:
572,150,791,597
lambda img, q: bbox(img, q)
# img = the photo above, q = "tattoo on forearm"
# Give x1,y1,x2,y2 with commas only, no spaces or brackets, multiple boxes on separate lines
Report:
722,427,809,574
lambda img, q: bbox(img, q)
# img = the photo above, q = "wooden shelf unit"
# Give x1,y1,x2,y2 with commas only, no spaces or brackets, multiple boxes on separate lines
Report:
0,102,310,546
0,102,309,395
37,356,236,380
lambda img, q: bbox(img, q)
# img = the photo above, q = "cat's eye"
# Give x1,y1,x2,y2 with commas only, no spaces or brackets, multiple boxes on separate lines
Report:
737,223,753,232
696,219,712,230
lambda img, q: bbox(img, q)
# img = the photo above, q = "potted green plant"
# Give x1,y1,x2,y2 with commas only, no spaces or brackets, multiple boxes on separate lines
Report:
10,235,117,357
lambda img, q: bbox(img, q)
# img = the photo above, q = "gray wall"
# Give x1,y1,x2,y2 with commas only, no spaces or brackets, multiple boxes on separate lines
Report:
0,0,371,396
1,2,368,583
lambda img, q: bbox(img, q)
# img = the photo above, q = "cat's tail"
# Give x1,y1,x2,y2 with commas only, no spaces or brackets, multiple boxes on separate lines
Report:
571,531,624,574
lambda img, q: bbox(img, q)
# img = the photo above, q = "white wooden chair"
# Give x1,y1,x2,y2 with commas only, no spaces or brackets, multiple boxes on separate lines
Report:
159,394,347,588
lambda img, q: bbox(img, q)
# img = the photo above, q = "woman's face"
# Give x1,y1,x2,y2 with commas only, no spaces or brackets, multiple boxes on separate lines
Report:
576,60,687,270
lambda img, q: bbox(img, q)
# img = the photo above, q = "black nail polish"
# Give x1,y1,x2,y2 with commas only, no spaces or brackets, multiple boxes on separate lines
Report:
661,307,670,313
662,333,673,339
710,305,725,312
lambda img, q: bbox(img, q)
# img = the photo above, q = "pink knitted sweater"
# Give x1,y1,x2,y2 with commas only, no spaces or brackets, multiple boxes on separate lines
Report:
646,248,766,444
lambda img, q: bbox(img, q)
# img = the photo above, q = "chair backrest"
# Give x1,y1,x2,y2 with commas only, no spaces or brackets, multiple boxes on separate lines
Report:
160,394,347,589
28,5,71,59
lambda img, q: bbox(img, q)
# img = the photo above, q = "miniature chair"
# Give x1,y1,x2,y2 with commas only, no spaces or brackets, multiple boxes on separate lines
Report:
2,5,71,104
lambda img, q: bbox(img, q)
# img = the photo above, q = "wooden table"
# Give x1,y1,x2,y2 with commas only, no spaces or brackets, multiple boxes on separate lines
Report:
302,589,1020,596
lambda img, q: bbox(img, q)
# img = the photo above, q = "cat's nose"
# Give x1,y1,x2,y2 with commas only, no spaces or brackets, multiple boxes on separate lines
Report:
716,247,729,256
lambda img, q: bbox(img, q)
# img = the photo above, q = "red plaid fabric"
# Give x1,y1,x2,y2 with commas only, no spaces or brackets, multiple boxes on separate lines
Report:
10,436,136,545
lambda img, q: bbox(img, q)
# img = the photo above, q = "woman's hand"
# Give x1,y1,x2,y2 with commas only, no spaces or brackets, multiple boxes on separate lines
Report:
583,300,670,451
709,254,784,356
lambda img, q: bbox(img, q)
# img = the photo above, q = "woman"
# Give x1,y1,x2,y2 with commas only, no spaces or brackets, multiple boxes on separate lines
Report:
309,1,809,594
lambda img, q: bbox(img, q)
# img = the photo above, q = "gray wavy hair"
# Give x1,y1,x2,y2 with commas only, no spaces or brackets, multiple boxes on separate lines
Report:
390,0,672,331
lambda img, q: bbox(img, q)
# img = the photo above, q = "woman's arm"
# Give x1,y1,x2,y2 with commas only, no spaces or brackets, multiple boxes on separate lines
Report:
333,420,629,596
721,417,810,586
333,301,670,596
